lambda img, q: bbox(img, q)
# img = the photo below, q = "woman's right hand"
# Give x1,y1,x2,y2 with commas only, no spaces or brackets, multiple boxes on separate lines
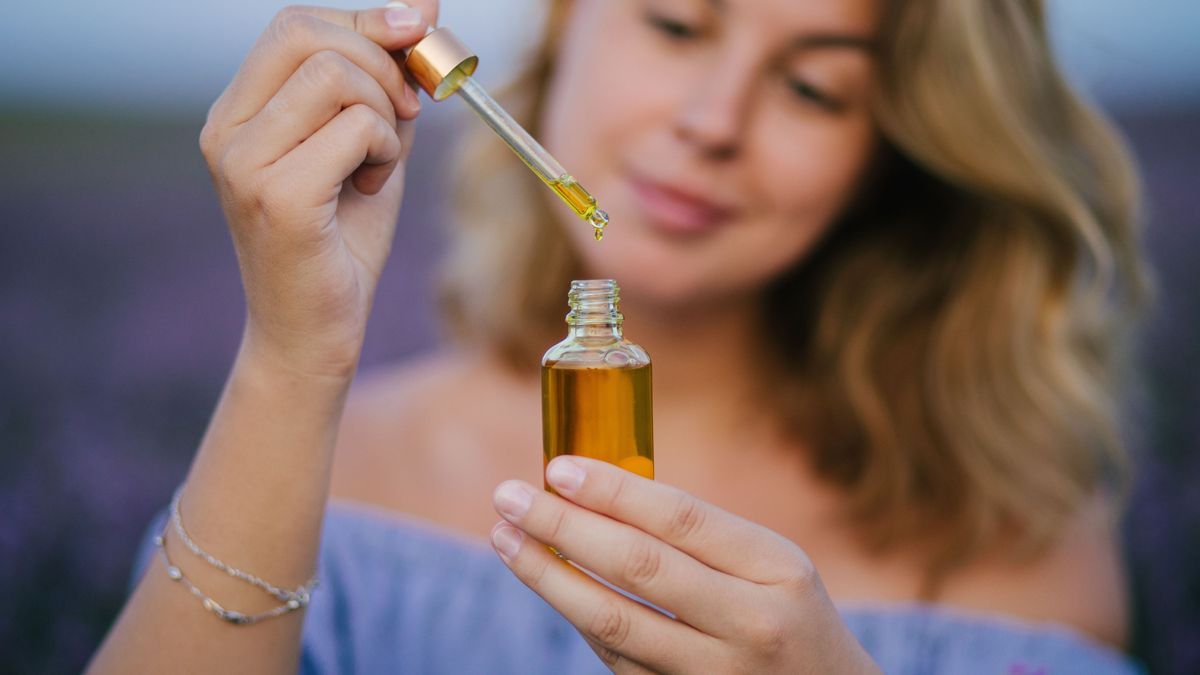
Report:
200,2,439,380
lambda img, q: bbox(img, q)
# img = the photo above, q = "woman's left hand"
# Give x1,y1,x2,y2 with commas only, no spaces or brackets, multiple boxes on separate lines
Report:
490,456,880,674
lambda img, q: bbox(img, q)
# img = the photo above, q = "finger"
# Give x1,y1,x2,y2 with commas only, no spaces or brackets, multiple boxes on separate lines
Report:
545,456,805,585
494,480,756,638
231,50,397,169
490,522,716,672
281,2,444,97
289,2,443,102
377,0,440,31
268,103,402,207
213,6,428,128
582,636,657,674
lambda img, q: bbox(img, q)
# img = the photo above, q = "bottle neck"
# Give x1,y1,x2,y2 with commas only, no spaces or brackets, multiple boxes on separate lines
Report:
566,280,623,340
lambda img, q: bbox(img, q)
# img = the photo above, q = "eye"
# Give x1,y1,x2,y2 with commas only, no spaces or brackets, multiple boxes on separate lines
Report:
645,12,701,41
786,77,844,113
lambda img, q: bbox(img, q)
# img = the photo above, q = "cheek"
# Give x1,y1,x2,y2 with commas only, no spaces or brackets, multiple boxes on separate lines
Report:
703,117,878,294
539,4,648,181
745,113,877,257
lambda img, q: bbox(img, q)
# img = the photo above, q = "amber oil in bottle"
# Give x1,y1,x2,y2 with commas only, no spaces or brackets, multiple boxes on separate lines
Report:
541,280,653,493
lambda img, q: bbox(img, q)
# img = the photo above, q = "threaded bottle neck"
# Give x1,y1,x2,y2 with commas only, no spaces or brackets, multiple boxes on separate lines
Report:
566,279,623,332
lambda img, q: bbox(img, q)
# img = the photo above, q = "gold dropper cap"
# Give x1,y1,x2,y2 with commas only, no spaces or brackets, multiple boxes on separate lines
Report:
404,27,479,101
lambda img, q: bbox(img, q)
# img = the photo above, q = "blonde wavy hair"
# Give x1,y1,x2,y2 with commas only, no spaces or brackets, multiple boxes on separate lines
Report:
439,0,1149,592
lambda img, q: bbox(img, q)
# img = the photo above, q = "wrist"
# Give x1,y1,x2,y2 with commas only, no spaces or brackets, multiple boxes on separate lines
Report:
237,323,363,388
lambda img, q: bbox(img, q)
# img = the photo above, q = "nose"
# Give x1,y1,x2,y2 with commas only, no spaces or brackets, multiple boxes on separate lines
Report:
673,58,756,161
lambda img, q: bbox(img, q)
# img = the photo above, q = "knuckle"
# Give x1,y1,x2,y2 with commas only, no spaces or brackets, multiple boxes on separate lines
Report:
348,103,382,131
366,49,400,93
198,123,220,163
523,553,554,593
603,470,630,513
252,170,292,218
543,505,569,542
350,9,367,37
271,7,317,45
621,540,663,587
666,493,707,541
273,4,304,22
742,613,787,654
591,642,621,668
384,126,403,156
589,598,633,650
212,146,241,190
780,552,819,593
303,49,351,89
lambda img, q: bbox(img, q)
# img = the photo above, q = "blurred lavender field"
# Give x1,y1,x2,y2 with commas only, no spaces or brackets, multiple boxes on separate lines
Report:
0,106,455,672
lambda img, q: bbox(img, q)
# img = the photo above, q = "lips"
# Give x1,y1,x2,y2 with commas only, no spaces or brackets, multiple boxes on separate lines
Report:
628,175,739,235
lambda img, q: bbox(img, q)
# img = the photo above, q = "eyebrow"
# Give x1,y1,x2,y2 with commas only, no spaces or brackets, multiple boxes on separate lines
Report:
700,0,876,52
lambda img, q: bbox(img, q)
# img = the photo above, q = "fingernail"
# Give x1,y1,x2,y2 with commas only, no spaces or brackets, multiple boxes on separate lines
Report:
384,6,422,29
546,456,586,493
492,524,523,560
494,481,534,520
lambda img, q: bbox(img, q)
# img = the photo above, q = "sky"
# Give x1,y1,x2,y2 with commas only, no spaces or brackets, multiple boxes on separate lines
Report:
0,0,1197,114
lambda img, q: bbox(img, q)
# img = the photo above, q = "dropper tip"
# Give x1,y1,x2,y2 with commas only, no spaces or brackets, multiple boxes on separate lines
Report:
589,209,609,241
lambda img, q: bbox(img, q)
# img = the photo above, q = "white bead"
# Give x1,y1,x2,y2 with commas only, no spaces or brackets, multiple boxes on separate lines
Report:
166,566,182,580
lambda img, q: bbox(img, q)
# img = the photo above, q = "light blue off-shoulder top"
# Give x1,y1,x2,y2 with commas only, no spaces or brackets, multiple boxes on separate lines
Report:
134,502,1142,674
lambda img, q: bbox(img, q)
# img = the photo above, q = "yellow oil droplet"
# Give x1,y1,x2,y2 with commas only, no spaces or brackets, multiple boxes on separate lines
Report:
546,174,609,242
618,455,655,480
589,208,609,242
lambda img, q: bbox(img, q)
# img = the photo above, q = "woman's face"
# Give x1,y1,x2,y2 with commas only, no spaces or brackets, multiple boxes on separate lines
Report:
540,0,880,308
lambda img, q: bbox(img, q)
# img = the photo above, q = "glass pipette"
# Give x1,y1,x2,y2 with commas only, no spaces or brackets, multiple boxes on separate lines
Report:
403,26,609,240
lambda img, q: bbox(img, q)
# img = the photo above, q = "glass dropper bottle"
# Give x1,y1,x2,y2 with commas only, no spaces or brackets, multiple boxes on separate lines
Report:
541,280,654,487
404,26,610,241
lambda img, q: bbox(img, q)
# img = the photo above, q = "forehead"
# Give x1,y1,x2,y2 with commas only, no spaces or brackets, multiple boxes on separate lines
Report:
699,0,879,38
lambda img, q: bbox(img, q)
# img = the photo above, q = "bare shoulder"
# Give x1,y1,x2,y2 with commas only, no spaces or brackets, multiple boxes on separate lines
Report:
329,350,542,538
329,351,464,510
941,496,1130,649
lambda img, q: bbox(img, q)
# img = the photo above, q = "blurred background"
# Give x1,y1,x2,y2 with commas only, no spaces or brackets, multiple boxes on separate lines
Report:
1,0,1196,672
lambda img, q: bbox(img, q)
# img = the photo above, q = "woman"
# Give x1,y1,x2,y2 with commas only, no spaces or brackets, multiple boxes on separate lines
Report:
90,0,1148,672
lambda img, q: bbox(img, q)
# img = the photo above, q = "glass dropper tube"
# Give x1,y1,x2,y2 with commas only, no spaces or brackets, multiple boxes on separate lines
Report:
404,27,609,241
454,77,609,240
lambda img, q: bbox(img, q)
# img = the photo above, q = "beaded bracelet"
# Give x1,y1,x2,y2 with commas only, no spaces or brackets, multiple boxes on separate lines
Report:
155,487,319,625
169,487,319,603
